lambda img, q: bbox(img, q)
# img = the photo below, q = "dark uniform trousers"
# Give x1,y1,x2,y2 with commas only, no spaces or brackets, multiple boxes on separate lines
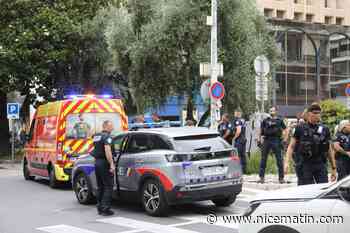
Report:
235,140,247,174
95,159,113,211
337,157,350,181
259,138,284,179
300,162,328,185
292,153,304,186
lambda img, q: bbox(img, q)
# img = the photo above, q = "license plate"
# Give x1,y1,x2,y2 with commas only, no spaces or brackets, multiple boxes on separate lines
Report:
201,166,227,176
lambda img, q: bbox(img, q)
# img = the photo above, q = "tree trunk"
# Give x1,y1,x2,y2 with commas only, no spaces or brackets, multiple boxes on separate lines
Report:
0,91,10,157
20,95,31,132
186,93,194,121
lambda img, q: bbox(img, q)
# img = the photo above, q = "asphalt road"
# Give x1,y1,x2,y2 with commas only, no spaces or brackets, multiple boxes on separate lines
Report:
0,165,257,233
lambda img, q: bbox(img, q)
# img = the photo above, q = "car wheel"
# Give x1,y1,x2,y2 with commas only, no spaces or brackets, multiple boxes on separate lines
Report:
73,172,95,204
23,160,34,181
49,167,60,189
212,194,237,207
141,179,169,217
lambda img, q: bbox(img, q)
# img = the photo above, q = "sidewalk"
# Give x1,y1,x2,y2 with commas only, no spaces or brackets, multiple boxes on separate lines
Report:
243,174,297,191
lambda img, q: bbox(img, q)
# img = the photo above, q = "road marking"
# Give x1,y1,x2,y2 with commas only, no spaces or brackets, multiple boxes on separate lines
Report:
97,217,200,233
37,224,99,233
179,214,239,229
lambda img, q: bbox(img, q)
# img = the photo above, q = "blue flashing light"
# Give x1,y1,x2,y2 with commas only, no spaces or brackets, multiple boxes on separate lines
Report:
102,94,113,99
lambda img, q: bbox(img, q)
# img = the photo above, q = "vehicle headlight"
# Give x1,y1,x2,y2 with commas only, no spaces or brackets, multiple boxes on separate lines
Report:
243,202,261,216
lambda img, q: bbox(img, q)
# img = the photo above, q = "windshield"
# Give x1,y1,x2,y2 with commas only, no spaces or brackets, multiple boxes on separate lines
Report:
172,135,231,152
66,113,122,139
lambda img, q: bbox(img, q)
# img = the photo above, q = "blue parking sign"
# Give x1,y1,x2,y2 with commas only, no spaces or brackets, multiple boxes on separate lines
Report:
7,103,20,119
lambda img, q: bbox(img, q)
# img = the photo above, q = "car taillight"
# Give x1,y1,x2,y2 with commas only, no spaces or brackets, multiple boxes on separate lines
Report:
230,151,240,161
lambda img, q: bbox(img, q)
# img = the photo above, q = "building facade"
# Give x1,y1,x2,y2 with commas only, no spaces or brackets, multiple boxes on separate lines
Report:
256,0,350,116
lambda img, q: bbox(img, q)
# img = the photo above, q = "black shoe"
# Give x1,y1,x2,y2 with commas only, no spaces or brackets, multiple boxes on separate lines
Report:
99,209,114,216
279,179,286,184
257,178,265,184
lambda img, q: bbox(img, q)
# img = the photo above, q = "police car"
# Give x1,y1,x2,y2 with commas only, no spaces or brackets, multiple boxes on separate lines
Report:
71,127,243,216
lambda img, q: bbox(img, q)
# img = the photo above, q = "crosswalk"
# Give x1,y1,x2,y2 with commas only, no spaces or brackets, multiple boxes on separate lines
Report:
36,188,261,233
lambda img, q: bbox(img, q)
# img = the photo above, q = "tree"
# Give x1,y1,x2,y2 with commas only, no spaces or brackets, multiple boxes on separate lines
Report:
0,0,111,155
105,0,275,118
320,99,350,134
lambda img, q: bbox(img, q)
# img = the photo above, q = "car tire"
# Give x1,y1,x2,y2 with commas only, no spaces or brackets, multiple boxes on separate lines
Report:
73,172,95,205
212,194,237,207
23,160,34,181
49,167,60,189
141,179,169,217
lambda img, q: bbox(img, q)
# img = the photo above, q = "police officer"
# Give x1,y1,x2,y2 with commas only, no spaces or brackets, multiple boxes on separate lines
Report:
285,110,308,185
232,109,247,174
258,107,287,184
333,120,350,181
218,113,234,145
91,120,115,216
285,103,337,185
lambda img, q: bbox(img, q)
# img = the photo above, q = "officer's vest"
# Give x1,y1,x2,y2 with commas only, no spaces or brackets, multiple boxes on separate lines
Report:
297,124,329,162
233,118,246,142
91,132,109,160
263,118,282,138
336,133,350,158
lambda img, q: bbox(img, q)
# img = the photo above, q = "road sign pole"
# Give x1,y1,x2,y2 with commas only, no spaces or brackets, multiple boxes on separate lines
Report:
11,119,15,162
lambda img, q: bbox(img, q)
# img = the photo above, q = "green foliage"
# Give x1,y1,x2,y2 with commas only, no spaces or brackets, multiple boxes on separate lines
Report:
246,150,295,175
320,99,350,134
105,0,275,115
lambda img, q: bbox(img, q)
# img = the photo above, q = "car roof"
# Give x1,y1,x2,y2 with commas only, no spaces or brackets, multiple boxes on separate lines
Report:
133,127,219,138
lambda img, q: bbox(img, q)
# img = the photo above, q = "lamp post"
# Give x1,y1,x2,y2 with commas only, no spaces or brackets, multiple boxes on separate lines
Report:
275,28,350,103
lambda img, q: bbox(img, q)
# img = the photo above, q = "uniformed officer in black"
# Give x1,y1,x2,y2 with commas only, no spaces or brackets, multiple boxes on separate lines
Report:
258,107,287,184
333,120,350,181
218,113,234,145
91,120,115,216
232,109,247,174
285,103,336,185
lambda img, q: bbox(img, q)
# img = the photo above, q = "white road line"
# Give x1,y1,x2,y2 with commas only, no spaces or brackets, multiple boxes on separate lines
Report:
242,187,268,194
97,217,200,233
179,214,239,229
37,224,99,233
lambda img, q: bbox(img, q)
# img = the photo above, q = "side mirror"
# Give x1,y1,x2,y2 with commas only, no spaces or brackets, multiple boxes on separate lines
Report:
337,181,350,202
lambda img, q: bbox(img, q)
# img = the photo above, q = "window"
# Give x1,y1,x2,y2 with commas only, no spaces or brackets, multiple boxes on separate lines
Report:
126,134,150,153
324,0,330,8
325,16,333,24
113,135,126,152
172,135,231,152
264,8,273,18
28,118,36,141
66,113,122,139
276,10,285,19
148,135,172,150
336,17,344,25
306,14,314,22
336,0,344,9
294,12,303,21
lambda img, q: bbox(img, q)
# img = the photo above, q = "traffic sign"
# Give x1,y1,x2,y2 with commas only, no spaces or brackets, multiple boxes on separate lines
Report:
7,103,20,119
345,84,350,96
210,82,225,100
254,55,270,76
200,79,211,103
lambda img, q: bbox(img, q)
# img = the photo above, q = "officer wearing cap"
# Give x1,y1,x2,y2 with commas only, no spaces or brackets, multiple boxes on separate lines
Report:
91,120,115,216
258,107,287,184
218,113,234,145
232,109,247,174
333,120,350,181
285,103,336,185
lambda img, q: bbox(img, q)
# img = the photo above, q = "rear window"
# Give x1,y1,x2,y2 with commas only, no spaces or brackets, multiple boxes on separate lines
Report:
172,134,231,152
66,113,122,139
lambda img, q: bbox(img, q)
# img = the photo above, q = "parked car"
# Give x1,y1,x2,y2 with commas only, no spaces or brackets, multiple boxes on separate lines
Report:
240,176,350,233
72,127,243,216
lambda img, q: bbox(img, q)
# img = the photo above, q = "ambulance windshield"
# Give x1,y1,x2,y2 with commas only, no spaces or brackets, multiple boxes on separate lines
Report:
66,113,122,139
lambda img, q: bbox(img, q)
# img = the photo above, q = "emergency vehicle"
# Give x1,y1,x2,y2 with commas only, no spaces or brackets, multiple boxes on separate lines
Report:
23,95,128,188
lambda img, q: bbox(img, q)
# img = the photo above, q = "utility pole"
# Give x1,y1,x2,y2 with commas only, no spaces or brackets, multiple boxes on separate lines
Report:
210,0,219,130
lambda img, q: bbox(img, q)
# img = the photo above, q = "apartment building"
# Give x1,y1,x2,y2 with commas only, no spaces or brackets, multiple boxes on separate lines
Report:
256,0,350,115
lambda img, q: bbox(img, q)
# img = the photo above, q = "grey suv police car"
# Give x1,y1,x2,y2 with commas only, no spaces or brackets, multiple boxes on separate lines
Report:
72,127,243,216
